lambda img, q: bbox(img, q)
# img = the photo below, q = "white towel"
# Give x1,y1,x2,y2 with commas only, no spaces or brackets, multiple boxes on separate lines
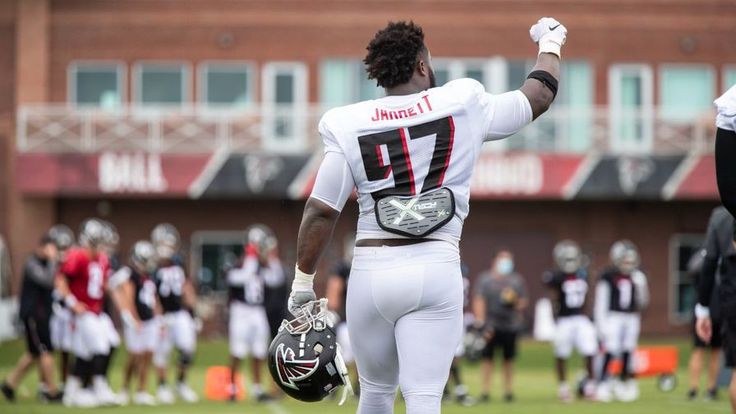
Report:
714,84,736,131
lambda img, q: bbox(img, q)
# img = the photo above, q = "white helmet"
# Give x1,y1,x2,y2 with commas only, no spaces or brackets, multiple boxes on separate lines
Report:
48,224,75,251
610,239,640,275
130,240,157,274
245,224,277,258
79,218,108,248
151,223,180,249
553,240,582,274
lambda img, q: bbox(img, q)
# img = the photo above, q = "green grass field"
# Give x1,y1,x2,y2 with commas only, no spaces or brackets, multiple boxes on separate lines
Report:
0,337,730,414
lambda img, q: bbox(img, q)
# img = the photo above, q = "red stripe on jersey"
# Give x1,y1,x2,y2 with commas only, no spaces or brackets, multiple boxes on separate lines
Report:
375,144,392,179
437,116,455,186
399,128,416,195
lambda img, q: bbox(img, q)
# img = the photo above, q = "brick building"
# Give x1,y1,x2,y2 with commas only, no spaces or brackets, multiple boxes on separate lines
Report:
1,0,735,335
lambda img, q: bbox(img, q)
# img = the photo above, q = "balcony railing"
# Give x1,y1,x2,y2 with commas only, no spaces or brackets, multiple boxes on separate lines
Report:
16,104,714,154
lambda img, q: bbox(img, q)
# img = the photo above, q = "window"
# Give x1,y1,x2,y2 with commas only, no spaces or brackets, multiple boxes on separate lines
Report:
190,231,246,295
609,64,654,152
68,62,124,108
659,65,715,121
669,234,704,323
320,59,382,107
262,62,308,152
134,62,189,106
430,59,502,91
199,61,254,107
506,60,594,152
724,66,736,92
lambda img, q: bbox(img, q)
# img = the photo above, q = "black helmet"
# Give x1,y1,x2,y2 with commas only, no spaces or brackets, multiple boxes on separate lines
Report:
268,299,352,404
48,224,75,251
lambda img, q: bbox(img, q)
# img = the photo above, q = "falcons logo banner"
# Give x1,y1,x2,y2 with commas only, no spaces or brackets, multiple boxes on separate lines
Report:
275,343,320,390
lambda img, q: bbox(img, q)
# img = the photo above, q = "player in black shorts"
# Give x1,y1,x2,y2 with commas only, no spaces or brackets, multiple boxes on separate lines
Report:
1,236,62,402
686,247,722,401
696,205,736,412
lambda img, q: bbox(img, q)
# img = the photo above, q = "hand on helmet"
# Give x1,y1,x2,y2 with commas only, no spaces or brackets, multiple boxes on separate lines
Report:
288,266,317,317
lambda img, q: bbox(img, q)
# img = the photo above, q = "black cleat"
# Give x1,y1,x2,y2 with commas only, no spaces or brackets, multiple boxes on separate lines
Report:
40,390,63,403
705,387,718,401
687,388,698,401
504,393,514,403
479,393,490,403
1,382,15,402
256,393,274,403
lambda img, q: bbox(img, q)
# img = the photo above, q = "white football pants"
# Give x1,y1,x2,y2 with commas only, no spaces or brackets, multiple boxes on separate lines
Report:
346,241,463,414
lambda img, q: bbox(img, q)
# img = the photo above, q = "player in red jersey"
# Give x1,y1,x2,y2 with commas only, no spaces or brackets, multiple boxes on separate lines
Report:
55,218,120,407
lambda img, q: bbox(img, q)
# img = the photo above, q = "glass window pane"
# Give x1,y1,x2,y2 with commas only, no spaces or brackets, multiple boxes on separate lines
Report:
465,68,484,84
140,65,185,105
659,66,714,120
433,68,450,87
506,60,529,90
621,75,642,108
275,74,294,104
74,67,120,107
724,68,736,92
206,67,250,105
359,71,383,101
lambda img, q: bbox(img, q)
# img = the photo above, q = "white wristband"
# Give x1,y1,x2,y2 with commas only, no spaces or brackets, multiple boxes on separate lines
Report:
64,294,78,308
695,303,710,319
292,266,315,291
121,310,137,327
538,38,562,57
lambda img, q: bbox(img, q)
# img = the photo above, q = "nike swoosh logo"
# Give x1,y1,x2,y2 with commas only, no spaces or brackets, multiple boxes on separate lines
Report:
549,24,560,31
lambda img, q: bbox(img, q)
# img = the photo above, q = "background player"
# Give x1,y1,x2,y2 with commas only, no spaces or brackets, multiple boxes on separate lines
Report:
542,240,597,402
1,235,62,403
474,249,528,403
151,223,199,403
56,219,119,407
686,246,722,401
109,240,160,406
286,17,566,414
48,224,76,384
594,240,649,402
227,224,282,402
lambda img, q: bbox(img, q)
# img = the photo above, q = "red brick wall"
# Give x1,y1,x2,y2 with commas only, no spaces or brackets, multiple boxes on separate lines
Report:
46,0,736,104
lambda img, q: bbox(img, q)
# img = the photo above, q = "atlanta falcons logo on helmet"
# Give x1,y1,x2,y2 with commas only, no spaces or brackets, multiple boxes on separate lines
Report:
275,343,320,390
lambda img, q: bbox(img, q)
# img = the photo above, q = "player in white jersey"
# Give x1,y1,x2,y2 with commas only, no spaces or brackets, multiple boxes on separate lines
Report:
286,18,567,414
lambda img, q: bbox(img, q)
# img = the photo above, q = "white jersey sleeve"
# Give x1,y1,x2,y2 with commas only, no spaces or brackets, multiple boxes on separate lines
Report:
715,84,736,131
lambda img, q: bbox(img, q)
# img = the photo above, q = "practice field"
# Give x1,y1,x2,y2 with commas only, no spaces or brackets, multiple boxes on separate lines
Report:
0,337,730,414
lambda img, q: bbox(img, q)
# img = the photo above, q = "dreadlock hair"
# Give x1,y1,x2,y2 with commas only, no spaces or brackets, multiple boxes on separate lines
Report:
364,21,426,89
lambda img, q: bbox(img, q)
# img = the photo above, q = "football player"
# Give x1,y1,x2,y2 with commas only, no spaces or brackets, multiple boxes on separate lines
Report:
542,240,597,402
594,240,649,402
98,221,123,395
285,18,567,413
699,84,736,414
227,224,283,402
109,240,161,405
47,224,76,384
150,223,199,403
55,219,119,407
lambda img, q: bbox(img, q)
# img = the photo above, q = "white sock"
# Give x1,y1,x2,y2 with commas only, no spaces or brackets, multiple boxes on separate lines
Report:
252,383,262,395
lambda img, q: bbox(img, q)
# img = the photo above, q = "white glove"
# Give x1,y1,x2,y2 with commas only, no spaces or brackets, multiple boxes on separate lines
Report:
288,266,317,317
529,17,567,57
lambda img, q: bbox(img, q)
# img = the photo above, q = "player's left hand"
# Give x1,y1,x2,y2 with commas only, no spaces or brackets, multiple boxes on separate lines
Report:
696,316,712,343
529,17,567,56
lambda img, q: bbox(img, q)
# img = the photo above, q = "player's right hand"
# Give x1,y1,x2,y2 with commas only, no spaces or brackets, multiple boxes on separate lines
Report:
696,317,712,343
288,289,317,317
71,301,87,314
529,17,567,57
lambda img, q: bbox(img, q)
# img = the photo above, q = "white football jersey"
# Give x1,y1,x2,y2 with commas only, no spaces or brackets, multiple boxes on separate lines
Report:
317,78,532,244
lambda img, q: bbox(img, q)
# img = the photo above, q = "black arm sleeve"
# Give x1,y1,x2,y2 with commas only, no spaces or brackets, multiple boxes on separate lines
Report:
24,258,55,289
716,128,736,218
698,211,721,307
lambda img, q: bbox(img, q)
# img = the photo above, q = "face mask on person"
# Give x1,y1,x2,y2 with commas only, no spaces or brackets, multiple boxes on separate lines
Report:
495,257,514,275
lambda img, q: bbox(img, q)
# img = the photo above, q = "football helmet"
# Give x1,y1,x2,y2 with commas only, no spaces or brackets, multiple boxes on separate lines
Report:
151,223,180,260
48,224,75,251
245,224,277,259
130,240,157,274
553,239,582,274
268,299,352,404
610,239,639,275
79,218,108,248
